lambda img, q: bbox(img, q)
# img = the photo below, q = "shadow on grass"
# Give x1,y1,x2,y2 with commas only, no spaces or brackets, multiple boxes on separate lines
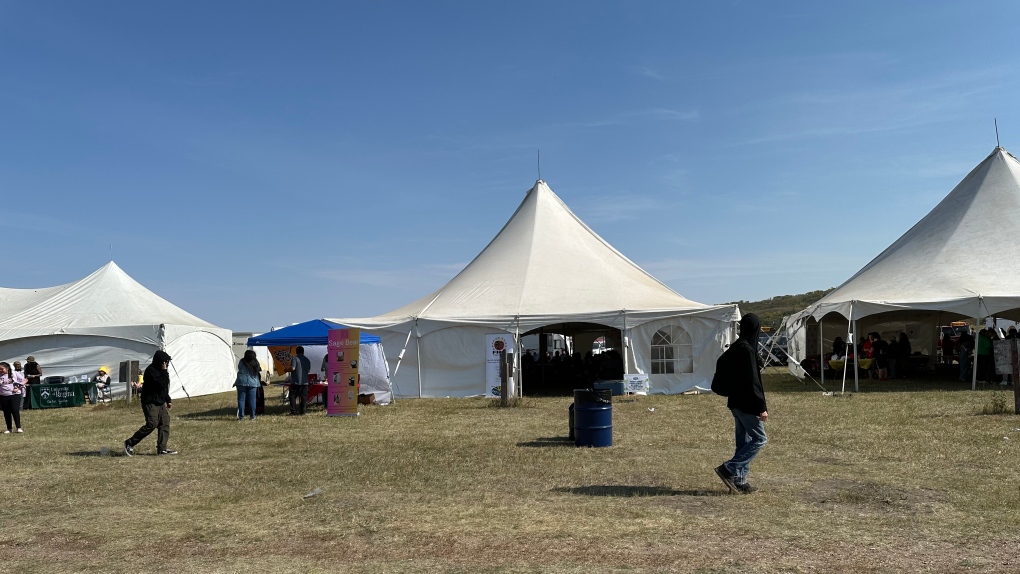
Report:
178,403,314,420
67,450,120,458
517,436,574,448
178,406,239,419
763,367,986,394
554,485,723,497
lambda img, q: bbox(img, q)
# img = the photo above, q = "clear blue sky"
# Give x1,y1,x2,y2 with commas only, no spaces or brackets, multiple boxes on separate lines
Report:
3,2,1018,332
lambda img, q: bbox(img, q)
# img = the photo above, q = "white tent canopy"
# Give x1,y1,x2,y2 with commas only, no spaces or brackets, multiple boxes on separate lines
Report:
332,180,738,397
788,147,1020,385
0,262,235,399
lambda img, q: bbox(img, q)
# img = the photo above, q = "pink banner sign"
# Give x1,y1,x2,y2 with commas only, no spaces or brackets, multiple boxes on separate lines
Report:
327,328,360,417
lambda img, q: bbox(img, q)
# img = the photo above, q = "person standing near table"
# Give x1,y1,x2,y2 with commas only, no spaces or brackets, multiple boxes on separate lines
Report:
124,350,177,456
713,313,769,494
22,356,41,409
0,362,25,433
288,346,311,415
91,368,111,404
23,356,41,384
235,350,261,421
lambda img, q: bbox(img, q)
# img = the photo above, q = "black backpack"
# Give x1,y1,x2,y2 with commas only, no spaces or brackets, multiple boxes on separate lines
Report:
711,343,737,397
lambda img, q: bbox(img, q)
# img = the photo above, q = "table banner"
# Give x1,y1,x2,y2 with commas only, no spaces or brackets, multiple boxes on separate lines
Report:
29,383,89,409
327,328,360,417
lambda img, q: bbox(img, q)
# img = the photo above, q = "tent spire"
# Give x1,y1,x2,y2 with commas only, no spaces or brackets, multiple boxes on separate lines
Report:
995,118,1001,149
536,149,541,181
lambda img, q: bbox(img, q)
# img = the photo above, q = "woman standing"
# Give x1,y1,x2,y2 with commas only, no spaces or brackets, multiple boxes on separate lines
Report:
235,350,261,421
0,362,24,433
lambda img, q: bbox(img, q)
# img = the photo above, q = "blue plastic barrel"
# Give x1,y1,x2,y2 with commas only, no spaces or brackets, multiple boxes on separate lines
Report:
573,389,612,447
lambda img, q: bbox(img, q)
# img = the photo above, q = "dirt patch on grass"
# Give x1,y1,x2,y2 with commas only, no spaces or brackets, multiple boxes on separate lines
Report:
797,479,947,514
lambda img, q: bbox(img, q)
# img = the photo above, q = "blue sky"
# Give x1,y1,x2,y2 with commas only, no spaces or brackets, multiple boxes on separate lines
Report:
2,2,1018,332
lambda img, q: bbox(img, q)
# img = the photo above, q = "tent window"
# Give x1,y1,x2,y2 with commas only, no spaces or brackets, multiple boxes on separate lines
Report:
650,326,693,374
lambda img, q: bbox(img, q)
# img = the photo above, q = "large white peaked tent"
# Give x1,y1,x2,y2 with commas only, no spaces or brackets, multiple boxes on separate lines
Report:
0,262,235,399
332,180,738,397
788,147,1020,386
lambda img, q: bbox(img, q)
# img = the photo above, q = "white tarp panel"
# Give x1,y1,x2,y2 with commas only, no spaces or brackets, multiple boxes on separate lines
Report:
0,262,234,399
801,148,1020,322
333,180,738,397
788,147,1020,373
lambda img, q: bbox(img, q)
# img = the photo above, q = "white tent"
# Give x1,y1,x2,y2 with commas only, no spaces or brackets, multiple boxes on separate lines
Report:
0,262,235,399
788,147,1020,388
331,180,738,397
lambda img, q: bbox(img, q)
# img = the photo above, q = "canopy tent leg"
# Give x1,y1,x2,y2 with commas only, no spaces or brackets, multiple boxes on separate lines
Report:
415,320,423,398
388,324,417,401
820,318,825,388
972,314,981,391
621,312,628,376
853,318,860,392
840,309,856,395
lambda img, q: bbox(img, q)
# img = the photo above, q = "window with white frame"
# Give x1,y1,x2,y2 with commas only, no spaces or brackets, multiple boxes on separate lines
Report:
650,326,693,374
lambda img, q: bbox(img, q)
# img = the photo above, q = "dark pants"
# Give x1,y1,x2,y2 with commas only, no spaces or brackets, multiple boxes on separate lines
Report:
289,384,308,415
128,403,170,451
1,394,22,430
978,354,995,382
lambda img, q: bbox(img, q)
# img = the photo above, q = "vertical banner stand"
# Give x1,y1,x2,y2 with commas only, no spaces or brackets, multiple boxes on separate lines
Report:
327,328,361,417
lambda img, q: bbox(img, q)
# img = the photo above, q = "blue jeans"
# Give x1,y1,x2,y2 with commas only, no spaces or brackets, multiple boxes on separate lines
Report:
724,408,768,485
236,386,258,419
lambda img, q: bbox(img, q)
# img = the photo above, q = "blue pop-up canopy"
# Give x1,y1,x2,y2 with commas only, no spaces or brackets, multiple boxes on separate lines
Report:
246,319,381,347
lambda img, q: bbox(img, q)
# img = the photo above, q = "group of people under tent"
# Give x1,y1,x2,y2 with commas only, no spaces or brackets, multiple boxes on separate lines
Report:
829,332,914,381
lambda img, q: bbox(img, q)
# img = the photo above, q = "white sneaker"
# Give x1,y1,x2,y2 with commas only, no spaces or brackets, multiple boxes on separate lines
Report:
3,430,9,434
16,428,23,433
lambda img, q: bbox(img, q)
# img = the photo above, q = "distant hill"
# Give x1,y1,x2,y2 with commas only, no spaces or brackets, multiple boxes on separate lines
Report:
725,289,834,330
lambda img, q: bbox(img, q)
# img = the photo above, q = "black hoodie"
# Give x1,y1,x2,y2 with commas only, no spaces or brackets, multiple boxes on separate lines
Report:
724,314,768,416
140,350,173,406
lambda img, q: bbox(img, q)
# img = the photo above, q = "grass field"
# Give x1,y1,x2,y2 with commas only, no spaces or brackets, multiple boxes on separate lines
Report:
2,369,1019,573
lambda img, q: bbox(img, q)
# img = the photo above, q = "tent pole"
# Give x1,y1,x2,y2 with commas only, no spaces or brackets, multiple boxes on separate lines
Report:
853,318,860,393
841,311,851,394
415,320,423,398
622,312,629,376
391,324,416,380
819,318,825,388
973,315,981,391
514,323,522,398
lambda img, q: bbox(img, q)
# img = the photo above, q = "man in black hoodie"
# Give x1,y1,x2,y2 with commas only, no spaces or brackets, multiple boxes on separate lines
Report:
124,350,177,456
714,313,768,494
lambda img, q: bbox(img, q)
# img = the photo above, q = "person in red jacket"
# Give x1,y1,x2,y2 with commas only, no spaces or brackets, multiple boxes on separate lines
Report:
714,313,769,494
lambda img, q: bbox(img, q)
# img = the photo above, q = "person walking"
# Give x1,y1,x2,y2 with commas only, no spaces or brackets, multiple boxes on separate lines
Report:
0,362,25,433
287,346,311,415
713,313,769,494
124,350,177,456
235,350,261,421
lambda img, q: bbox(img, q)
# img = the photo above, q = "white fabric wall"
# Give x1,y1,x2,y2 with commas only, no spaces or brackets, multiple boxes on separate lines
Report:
357,342,393,404
629,316,734,394
164,330,237,399
374,317,733,398
419,325,495,398
0,334,156,382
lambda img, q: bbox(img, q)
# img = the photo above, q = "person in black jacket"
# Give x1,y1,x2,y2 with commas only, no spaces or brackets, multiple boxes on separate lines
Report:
714,313,768,494
124,350,177,456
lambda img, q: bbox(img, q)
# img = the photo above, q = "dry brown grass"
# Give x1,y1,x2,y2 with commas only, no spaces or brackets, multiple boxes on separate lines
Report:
2,371,1019,573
